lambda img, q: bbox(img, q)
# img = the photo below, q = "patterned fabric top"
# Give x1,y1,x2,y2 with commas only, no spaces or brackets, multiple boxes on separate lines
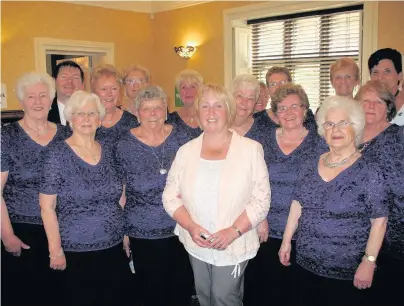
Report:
166,111,202,139
96,110,139,143
1,122,71,225
360,124,404,259
115,125,192,239
40,140,125,252
294,156,389,280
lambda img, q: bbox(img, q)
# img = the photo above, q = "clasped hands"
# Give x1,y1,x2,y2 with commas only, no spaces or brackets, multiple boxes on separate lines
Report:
189,224,239,251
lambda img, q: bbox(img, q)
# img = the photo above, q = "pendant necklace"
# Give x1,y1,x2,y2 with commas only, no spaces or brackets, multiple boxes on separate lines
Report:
147,132,167,175
323,150,357,168
22,120,48,139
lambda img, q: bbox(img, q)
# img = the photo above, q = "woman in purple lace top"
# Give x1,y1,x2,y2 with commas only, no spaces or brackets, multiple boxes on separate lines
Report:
279,96,389,306
116,86,193,306
354,80,404,305
92,65,139,143
166,69,202,139
1,72,70,306
40,91,130,306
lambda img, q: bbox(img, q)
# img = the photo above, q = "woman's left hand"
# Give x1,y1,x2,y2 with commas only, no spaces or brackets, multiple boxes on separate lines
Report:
354,260,376,289
208,227,239,251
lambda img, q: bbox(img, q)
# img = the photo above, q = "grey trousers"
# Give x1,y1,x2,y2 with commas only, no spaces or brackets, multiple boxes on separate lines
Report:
189,255,249,306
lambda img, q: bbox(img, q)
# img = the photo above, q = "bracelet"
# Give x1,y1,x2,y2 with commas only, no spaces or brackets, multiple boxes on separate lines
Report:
232,225,242,237
49,249,64,259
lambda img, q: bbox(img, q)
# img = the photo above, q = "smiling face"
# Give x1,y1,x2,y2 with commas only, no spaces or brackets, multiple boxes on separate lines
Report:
70,100,101,136
137,99,166,128
331,67,359,97
179,81,199,106
55,66,84,102
93,75,120,111
234,84,257,120
125,70,149,99
255,85,269,112
370,59,403,93
276,94,305,130
267,73,289,98
198,90,229,134
21,82,52,120
359,90,388,126
324,108,356,150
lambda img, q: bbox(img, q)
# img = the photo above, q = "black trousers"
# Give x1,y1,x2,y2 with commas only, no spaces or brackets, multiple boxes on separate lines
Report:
129,236,194,306
244,238,297,306
294,264,370,306
62,243,133,306
1,223,62,306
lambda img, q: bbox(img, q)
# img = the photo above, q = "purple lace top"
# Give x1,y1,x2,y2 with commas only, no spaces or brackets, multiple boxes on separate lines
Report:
166,111,202,139
115,125,192,239
96,110,139,143
294,156,389,280
360,124,404,259
40,140,125,252
1,122,71,225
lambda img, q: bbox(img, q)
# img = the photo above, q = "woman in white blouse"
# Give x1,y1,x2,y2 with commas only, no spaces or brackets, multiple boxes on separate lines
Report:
163,84,270,306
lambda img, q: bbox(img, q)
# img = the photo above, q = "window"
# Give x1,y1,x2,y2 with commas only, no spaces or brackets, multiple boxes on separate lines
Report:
248,5,363,110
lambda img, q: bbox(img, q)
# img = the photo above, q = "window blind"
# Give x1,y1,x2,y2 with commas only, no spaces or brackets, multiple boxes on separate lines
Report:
248,5,363,110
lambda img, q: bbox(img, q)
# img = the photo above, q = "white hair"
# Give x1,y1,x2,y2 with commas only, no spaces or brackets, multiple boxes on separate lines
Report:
64,91,106,122
16,72,56,101
134,85,167,111
175,69,203,91
231,74,261,100
317,95,365,147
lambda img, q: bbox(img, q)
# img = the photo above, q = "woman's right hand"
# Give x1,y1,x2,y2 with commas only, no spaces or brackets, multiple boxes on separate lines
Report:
50,254,66,271
188,224,211,248
278,241,292,266
2,234,30,256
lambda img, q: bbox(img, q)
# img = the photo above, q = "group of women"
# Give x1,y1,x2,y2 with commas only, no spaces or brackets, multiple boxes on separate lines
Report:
1,47,403,306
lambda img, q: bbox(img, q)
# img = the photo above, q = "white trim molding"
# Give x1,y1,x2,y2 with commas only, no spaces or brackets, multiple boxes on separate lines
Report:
34,37,114,73
223,1,379,89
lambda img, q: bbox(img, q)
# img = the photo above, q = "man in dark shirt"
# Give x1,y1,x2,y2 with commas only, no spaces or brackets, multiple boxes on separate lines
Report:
48,60,84,125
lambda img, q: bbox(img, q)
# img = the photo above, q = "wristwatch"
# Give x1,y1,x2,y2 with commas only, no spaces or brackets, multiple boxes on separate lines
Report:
363,254,377,264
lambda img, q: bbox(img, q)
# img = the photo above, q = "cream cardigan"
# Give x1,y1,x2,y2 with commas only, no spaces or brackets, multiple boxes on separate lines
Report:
163,131,271,260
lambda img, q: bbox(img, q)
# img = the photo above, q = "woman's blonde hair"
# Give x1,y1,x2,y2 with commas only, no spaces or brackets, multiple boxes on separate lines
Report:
64,90,106,122
90,64,122,92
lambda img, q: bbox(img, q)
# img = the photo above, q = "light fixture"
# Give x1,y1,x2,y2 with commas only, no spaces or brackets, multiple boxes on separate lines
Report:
174,46,196,59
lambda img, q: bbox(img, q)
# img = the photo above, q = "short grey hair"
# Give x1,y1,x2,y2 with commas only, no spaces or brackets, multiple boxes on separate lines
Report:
231,74,260,100
317,95,365,147
124,64,151,83
134,85,167,111
175,69,203,91
64,91,106,122
16,72,56,102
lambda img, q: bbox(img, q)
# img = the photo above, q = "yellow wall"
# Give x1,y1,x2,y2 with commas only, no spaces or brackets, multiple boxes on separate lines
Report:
2,1,404,111
1,1,153,109
378,1,404,52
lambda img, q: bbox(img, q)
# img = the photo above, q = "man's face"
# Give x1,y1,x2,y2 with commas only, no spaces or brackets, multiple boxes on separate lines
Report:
55,66,84,101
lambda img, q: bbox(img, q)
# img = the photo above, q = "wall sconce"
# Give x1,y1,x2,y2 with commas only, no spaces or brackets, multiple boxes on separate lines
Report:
174,46,196,59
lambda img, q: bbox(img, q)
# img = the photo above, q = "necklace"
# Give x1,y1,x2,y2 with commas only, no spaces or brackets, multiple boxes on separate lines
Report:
22,120,48,138
79,146,98,162
323,150,357,168
145,131,167,175
279,127,306,140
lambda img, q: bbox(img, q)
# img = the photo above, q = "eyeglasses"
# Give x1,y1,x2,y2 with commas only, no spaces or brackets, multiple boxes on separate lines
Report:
322,120,353,130
71,111,99,118
125,78,145,85
139,105,164,114
362,99,385,105
268,80,288,88
277,104,303,113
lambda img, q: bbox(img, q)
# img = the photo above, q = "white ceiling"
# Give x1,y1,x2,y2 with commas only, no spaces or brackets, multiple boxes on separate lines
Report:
62,1,213,13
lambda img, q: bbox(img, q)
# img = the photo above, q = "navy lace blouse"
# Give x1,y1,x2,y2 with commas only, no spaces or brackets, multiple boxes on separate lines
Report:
166,111,202,139
115,125,192,239
1,122,71,225
245,117,327,239
294,156,389,280
96,110,139,143
40,140,125,252
360,124,404,259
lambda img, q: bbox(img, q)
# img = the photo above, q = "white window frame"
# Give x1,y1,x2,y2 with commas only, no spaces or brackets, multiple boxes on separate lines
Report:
223,1,378,89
